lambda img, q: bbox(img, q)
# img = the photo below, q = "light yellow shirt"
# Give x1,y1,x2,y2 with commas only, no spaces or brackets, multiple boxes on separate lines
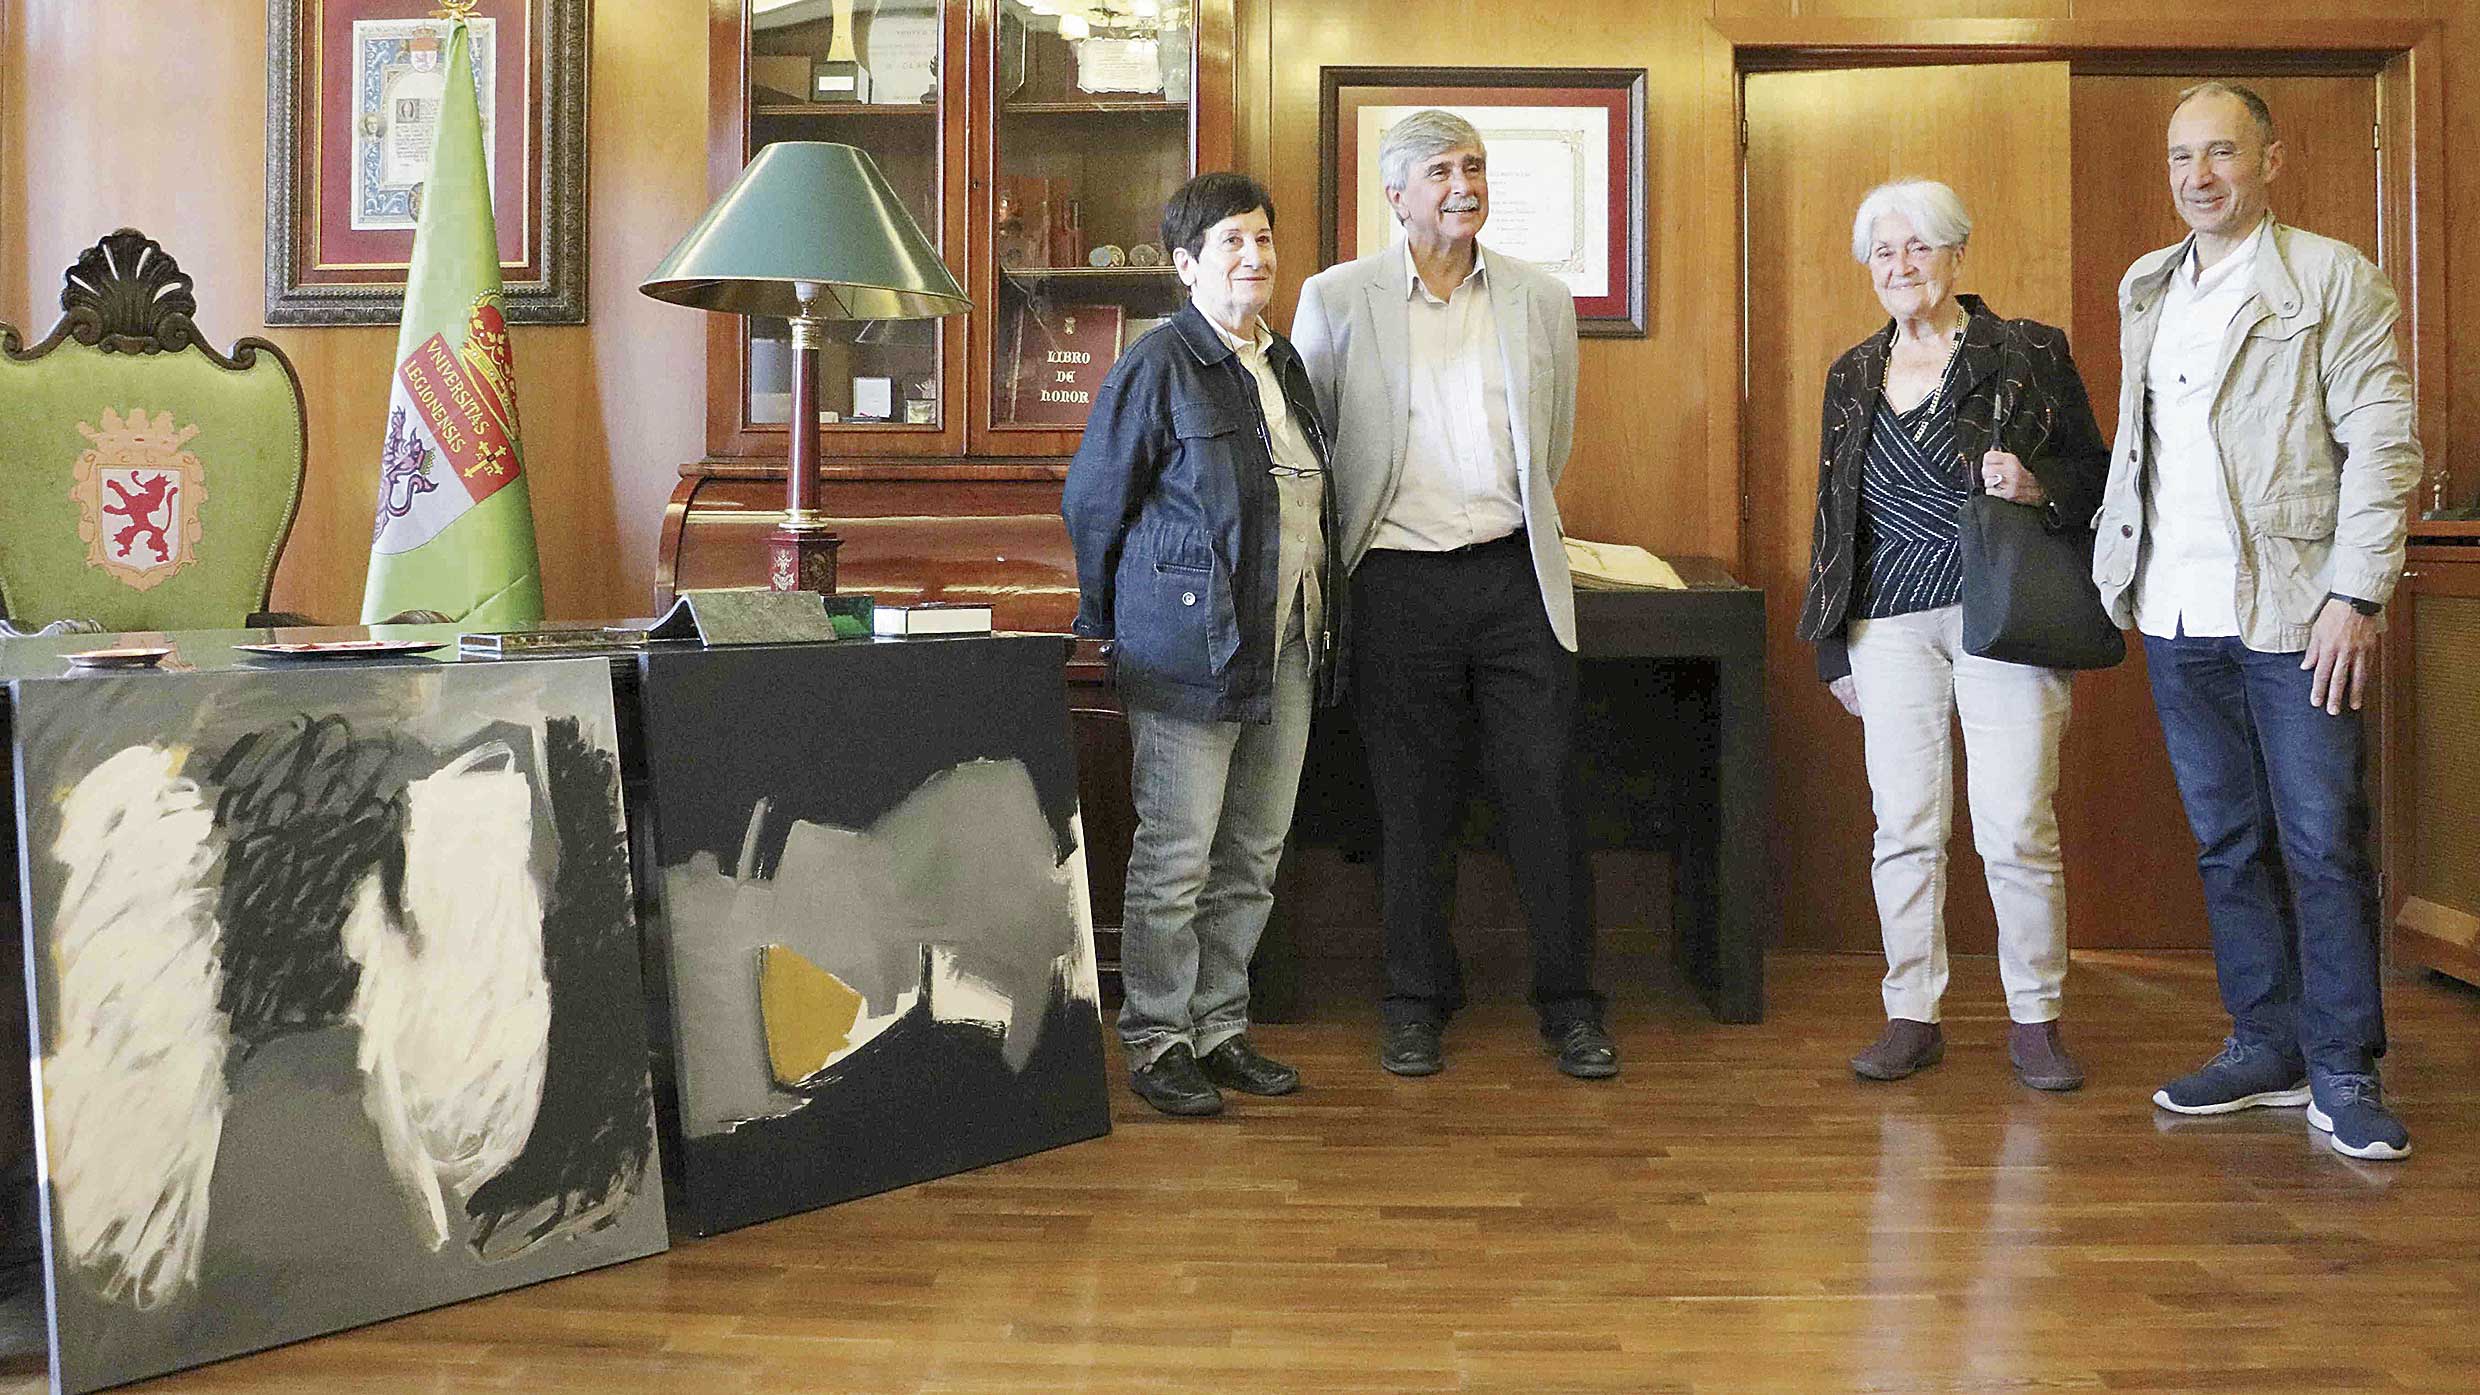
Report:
1209,313,1325,647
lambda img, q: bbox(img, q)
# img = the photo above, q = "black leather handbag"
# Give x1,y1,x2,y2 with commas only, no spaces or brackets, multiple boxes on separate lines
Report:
1959,486,2125,670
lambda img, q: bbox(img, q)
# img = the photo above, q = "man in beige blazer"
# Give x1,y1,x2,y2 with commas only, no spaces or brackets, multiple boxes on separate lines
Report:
1292,109,1609,1081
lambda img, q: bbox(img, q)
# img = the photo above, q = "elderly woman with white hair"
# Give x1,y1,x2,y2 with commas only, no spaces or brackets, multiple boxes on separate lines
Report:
1795,178,2110,1091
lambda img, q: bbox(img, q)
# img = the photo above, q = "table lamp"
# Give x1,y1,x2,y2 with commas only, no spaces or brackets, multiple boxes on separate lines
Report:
641,142,969,593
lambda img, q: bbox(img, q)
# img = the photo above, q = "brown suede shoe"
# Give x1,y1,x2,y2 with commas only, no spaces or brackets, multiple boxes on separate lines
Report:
1851,1018,1943,1081
2008,1020,2085,1092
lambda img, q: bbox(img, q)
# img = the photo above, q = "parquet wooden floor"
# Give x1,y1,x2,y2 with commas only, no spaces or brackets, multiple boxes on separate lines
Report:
9,950,2477,1394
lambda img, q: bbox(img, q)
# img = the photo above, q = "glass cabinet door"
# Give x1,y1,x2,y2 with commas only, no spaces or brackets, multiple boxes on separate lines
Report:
985,0,1197,438
744,0,950,436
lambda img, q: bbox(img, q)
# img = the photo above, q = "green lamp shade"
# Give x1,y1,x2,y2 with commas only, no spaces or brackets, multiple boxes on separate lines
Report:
640,142,969,319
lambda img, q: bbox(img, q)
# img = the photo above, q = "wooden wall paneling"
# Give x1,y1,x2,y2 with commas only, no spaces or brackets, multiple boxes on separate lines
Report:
2417,19,2467,506
1741,61,2070,955
703,0,749,456
1234,0,1273,176
1702,19,1745,575
1796,1,2069,17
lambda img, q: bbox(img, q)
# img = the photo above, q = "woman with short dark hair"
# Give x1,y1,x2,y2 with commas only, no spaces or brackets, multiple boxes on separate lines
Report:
1063,172,1340,1116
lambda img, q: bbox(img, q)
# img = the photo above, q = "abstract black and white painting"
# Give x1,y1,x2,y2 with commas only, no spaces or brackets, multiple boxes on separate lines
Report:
6,659,667,1395
634,636,1110,1236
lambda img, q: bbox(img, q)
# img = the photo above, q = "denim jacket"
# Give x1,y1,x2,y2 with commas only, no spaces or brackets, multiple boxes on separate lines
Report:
2092,223,2423,651
1063,302,1342,722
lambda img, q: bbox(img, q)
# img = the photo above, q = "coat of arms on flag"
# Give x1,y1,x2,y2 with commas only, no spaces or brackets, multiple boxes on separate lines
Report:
71,407,208,591
373,293,524,554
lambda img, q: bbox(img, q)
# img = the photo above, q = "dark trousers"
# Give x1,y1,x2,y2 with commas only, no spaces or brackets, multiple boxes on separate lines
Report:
1351,535,1601,1030
2143,633,2386,1082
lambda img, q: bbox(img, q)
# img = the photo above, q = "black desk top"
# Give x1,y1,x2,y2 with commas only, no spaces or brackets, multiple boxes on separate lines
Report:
0,625,1066,685
1570,558,1764,662
0,624,467,682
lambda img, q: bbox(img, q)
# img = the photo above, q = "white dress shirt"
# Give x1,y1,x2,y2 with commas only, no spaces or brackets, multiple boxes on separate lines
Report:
1365,243,1525,554
2135,217,2271,639
1210,314,1324,646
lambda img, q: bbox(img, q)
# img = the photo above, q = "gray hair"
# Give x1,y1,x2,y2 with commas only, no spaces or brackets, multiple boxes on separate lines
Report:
1378,110,1486,194
2174,80,2277,147
1849,178,1973,264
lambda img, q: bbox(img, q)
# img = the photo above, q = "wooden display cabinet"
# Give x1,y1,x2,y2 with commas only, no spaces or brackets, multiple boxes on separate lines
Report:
691,0,1231,472
667,0,1235,621
667,0,1235,616
2382,519,2480,989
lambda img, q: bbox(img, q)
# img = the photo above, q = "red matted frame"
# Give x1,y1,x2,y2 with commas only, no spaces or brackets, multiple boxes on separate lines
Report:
264,0,589,325
1319,66,1646,337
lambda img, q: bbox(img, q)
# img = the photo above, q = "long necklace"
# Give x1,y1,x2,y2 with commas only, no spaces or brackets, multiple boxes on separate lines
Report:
1882,313,1966,414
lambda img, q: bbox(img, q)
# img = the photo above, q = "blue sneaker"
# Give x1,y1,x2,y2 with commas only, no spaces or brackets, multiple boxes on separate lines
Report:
2307,1074,2412,1160
2152,1037,2311,1115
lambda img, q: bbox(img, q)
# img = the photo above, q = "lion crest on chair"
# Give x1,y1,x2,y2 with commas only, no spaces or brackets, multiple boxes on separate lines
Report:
71,406,209,591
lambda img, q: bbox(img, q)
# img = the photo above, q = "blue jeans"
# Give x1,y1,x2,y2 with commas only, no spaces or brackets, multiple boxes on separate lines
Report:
1116,627,1314,1064
2143,633,2385,1081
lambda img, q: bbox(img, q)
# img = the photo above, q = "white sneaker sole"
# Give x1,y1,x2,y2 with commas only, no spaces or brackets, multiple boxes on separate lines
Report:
2305,1102,2412,1160
2150,1083,2311,1115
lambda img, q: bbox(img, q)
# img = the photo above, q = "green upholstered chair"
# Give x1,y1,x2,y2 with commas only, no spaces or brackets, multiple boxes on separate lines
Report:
0,229,306,636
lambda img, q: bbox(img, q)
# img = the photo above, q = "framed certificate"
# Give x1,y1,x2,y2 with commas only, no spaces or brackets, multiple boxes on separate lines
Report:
1319,67,1647,337
264,0,589,325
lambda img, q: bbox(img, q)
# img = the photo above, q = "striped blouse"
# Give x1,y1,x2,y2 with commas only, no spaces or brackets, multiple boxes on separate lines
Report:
1851,359,1968,621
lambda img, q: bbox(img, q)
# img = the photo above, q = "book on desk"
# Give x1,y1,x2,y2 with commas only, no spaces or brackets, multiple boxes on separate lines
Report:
871,602,995,637
457,624,652,655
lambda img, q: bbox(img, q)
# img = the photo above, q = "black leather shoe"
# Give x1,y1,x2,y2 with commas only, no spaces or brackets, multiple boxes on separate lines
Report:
1545,1019,1619,1079
1198,1036,1301,1096
1379,1020,1444,1077
1128,1043,1223,1117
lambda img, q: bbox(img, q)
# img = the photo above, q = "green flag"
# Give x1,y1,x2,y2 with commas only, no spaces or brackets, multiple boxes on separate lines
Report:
362,19,543,627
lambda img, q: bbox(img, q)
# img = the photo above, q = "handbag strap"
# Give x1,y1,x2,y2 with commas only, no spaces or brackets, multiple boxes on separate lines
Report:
1969,376,2011,498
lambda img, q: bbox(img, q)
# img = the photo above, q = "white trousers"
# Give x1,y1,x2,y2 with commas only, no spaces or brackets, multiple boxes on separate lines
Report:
1846,605,2073,1024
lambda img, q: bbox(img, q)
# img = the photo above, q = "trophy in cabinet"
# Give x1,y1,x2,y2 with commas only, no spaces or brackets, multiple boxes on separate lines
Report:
811,0,872,103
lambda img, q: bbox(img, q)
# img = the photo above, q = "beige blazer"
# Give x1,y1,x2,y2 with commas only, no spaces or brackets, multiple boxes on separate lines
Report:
1291,242,1581,651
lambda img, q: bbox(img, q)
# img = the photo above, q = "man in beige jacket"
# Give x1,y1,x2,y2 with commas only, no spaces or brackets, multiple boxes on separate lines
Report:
2091,82,2422,1160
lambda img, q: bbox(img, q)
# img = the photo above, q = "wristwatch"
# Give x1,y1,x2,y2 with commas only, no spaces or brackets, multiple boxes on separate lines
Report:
2328,591,2382,617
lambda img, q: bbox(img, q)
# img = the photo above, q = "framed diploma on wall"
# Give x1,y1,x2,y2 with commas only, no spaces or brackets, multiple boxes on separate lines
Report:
1319,67,1647,337
264,0,589,325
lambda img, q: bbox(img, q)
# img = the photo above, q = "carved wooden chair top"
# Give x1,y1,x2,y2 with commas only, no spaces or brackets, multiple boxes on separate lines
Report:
0,229,308,636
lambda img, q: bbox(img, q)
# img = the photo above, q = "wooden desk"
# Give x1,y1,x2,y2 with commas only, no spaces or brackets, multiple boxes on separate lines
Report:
1259,559,1770,1024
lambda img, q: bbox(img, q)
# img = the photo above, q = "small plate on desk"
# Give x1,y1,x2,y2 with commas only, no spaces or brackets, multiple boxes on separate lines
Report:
233,639,446,661
63,646,174,669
